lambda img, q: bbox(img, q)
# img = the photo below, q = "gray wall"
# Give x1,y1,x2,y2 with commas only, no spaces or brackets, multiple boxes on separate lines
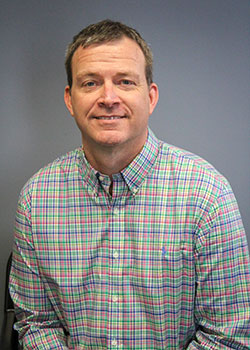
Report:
1,0,249,326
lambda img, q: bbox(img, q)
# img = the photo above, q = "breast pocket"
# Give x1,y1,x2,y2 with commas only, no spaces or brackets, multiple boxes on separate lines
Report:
160,241,195,301
161,244,183,289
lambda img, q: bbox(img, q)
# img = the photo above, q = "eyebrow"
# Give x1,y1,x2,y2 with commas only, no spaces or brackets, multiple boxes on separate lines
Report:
76,71,140,82
115,72,140,81
76,72,99,81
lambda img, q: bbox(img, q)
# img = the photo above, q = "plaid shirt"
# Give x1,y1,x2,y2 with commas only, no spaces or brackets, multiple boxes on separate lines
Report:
10,129,250,349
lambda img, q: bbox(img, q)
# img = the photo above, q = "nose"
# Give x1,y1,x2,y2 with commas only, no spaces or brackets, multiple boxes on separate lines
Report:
97,81,120,108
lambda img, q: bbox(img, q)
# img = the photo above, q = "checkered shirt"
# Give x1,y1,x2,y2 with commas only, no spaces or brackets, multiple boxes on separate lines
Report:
10,129,250,349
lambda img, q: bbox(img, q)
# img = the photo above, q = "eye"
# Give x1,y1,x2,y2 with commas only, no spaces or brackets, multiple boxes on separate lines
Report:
84,81,96,87
80,80,100,91
120,79,134,86
118,79,137,90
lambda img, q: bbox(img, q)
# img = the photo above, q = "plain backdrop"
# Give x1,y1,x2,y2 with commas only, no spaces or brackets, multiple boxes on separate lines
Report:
1,0,249,326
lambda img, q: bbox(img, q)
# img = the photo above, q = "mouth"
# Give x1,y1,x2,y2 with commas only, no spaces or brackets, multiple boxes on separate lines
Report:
93,115,127,120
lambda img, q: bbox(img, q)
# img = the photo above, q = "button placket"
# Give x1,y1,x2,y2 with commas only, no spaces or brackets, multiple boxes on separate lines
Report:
108,191,126,348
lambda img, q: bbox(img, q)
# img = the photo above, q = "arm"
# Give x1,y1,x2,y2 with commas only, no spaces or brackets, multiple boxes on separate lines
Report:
188,184,250,349
9,195,69,350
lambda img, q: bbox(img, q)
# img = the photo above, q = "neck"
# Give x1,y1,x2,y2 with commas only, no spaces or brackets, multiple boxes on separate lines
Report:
82,138,146,177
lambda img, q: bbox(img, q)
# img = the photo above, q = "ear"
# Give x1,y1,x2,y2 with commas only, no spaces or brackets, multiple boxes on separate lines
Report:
64,85,74,116
148,83,159,115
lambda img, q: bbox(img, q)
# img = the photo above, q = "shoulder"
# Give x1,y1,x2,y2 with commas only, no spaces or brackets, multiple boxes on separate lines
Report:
156,140,231,196
19,148,81,202
155,141,242,233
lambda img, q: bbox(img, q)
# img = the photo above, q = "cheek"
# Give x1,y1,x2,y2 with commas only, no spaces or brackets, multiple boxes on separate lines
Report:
71,96,91,117
128,93,150,111
135,97,151,119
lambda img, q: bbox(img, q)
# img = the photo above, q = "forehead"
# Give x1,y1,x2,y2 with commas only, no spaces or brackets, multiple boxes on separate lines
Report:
71,37,146,74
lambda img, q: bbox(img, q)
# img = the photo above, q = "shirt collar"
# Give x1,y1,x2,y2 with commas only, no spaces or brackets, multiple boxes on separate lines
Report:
121,129,160,193
76,129,160,194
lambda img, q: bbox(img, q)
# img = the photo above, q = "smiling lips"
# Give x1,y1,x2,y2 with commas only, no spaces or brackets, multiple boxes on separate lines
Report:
93,115,127,120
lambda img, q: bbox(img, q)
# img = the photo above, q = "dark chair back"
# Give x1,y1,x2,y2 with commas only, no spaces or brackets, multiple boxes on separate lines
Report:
0,253,19,350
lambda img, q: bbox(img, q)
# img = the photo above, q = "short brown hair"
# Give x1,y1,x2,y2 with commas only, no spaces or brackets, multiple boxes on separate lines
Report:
65,19,153,88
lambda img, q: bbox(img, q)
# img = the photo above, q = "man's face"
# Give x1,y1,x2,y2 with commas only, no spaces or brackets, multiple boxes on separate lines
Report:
64,36,158,156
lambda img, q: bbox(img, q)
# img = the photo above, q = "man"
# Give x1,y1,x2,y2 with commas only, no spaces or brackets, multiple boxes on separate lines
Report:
10,19,250,349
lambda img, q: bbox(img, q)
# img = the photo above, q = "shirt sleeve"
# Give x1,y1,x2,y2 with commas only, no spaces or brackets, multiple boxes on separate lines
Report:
9,194,69,350
188,183,250,349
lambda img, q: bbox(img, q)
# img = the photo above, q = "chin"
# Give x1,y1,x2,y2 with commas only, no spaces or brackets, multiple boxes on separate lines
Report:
95,131,126,147
97,137,124,147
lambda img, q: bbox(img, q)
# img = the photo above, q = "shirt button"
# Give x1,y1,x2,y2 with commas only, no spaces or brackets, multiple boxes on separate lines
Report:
113,208,119,215
132,187,138,194
112,295,118,302
113,250,119,259
111,339,118,347
99,175,104,181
